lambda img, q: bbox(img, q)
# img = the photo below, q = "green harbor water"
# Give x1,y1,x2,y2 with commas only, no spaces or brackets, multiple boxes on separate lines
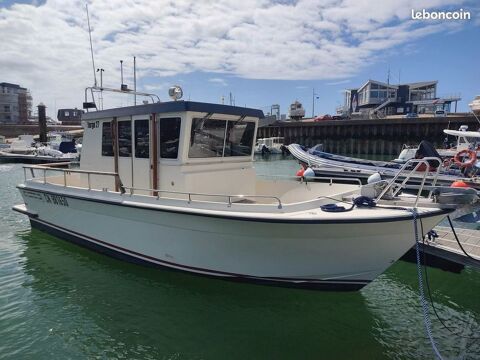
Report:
0,157,479,359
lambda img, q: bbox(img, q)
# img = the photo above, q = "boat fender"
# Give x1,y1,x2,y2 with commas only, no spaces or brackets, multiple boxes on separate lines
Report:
367,172,381,184
353,196,376,208
296,168,305,177
450,180,469,188
454,149,477,168
303,167,315,178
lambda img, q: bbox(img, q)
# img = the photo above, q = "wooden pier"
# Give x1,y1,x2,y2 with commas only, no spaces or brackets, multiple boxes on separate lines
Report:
258,114,480,156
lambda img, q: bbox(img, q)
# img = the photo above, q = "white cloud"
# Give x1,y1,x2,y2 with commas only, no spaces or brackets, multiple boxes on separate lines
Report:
208,77,228,86
326,79,351,86
0,0,474,115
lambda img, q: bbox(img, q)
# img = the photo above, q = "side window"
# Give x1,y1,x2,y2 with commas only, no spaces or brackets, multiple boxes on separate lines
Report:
188,118,226,158
118,121,132,157
101,122,113,156
135,119,149,158
224,121,255,156
160,117,181,159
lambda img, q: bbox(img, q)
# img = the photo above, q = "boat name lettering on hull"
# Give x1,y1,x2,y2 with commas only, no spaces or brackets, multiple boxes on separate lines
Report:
23,190,44,200
44,194,69,207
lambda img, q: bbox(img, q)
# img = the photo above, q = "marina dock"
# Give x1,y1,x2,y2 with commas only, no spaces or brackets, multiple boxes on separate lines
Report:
423,225,480,268
258,114,480,156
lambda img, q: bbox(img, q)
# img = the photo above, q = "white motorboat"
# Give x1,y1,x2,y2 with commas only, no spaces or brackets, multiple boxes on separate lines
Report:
13,98,478,291
288,143,480,189
0,134,79,164
254,137,287,154
469,95,480,115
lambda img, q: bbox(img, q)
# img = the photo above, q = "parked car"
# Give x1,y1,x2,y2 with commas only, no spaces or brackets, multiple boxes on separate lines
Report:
404,113,418,118
332,115,344,120
434,109,447,117
314,114,332,121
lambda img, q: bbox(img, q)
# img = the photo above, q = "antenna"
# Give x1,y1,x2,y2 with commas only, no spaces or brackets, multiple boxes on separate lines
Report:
134,56,136,105
86,4,97,87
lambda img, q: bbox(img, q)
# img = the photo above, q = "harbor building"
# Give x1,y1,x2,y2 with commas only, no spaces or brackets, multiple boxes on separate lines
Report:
337,80,461,118
57,108,84,125
0,82,32,124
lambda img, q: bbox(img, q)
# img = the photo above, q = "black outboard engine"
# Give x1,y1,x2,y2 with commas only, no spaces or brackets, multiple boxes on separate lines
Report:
415,140,441,167
59,140,77,154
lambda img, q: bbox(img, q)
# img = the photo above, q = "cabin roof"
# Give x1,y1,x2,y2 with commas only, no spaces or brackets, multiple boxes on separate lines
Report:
82,101,264,120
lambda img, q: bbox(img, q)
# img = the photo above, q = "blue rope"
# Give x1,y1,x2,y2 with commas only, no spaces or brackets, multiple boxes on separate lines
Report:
412,209,445,360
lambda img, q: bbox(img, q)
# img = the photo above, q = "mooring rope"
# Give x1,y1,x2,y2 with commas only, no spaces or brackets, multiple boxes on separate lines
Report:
412,208,445,360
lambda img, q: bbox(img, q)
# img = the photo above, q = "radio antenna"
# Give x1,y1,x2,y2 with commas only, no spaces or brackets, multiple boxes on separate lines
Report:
86,4,97,87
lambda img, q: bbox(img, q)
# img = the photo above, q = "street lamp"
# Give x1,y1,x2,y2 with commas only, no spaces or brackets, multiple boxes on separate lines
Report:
312,88,319,117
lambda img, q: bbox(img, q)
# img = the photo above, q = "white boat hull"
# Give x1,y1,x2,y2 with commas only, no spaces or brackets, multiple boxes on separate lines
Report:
16,185,448,290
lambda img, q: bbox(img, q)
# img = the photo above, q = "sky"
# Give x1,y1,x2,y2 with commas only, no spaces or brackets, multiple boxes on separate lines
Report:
0,0,479,119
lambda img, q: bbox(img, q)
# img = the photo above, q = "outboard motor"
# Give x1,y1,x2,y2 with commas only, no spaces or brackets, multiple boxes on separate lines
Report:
59,140,77,154
414,140,442,168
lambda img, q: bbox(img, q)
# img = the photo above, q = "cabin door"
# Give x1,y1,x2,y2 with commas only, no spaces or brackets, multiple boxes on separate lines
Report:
131,116,152,192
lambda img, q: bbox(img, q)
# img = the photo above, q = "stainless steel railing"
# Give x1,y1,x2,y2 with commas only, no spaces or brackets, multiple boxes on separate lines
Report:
375,157,442,207
121,186,283,209
23,164,124,192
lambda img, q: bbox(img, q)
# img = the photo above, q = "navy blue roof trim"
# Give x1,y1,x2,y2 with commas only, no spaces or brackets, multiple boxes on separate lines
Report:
82,101,264,120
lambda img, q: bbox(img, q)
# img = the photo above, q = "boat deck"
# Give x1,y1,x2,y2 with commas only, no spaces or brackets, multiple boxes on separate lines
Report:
423,226,480,268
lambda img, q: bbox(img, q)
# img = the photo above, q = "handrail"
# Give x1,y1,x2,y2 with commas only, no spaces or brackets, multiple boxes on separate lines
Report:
256,173,363,186
23,164,125,193
121,186,283,209
375,157,442,207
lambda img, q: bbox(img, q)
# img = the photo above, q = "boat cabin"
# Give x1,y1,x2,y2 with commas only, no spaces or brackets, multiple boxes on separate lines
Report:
81,101,262,195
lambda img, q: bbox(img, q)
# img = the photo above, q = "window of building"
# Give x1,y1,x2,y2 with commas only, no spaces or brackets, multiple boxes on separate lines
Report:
64,111,70,117
73,111,77,117
102,122,114,156
135,119,149,158
4,105,10,113
189,118,226,158
160,117,181,159
118,121,132,157
224,121,255,156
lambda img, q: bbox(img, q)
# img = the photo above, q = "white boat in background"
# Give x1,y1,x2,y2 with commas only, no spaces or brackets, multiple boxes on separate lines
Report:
0,134,79,164
255,137,288,154
288,142,480,189
12,89,479,291
0,135,9,150
469,95,480,115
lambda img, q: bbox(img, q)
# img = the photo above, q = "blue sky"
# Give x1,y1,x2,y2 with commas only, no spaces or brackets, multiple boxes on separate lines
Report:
0,0,479,118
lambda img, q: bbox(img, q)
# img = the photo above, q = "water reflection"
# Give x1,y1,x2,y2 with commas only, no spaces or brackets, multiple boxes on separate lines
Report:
15,229,384,360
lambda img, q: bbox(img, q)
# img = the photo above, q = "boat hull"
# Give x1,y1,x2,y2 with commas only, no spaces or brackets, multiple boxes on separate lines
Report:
16,187,447,291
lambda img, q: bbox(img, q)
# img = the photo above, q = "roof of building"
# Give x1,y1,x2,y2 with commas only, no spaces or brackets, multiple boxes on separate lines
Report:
353,79,437,92
82,101,265,120
405,81,437,89
0,82,20,88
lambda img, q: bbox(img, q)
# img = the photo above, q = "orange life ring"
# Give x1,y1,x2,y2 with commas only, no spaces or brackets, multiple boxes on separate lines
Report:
454,149,477,168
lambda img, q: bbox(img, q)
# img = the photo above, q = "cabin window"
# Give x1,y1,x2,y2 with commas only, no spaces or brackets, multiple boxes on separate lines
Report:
189,118,226,158
101,122,114,156
224,121,255,157
160,117,181,159
135,119,149,158
118,121,132,157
